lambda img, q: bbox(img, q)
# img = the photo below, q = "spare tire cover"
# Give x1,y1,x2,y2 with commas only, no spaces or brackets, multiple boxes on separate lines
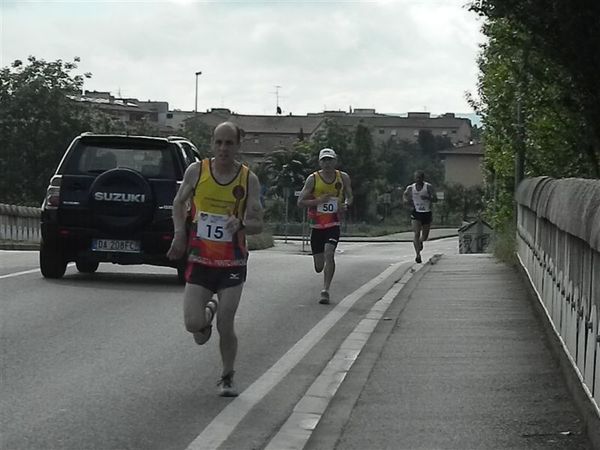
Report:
89,168,154,232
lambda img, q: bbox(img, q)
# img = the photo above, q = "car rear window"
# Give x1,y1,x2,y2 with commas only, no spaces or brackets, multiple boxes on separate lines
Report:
61,142,179,179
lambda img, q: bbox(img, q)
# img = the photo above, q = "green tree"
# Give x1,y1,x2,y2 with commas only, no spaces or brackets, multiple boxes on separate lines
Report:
471,0,600,176
441,183,485,223
345,123,377,220
0,56,103,205
469,0,600,227
180,117,212,159
311,118,351,165
260,143,311,222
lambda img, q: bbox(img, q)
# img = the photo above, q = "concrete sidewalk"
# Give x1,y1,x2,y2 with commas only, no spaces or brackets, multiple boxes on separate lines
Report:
307,254,592,449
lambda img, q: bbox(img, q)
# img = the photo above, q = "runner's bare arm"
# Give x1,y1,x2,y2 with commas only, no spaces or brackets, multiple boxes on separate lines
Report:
402,185,411,204
341,172,353,207
297,174,330,207
428,184,438,203
242,171,263,235
167,162,199,260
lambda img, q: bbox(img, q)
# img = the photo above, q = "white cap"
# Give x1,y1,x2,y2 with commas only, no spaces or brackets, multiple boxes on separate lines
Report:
319,148,337,160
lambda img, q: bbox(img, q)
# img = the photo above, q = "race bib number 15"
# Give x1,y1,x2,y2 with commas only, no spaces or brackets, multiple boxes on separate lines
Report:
317,198,338,213
196,212,232,242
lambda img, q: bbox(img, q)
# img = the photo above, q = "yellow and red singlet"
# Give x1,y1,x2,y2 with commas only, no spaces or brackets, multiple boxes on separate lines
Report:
308,170,344,229
187,158,249,267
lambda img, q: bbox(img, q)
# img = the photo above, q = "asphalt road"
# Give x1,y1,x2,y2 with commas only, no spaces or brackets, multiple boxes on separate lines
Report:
1,238,458,450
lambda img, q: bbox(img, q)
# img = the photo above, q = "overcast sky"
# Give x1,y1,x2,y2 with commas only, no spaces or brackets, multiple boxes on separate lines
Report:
1,0,486,117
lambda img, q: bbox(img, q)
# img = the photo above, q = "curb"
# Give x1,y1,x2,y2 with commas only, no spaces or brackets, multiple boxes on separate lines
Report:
271,255,441,450
273,234,458,243
0,242,39,251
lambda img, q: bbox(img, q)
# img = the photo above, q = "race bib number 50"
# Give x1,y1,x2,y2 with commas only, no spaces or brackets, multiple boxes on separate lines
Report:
196,212,232,241
317,198,338,213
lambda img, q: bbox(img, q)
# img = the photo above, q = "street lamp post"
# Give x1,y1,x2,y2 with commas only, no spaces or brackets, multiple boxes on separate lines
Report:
194,71,202,113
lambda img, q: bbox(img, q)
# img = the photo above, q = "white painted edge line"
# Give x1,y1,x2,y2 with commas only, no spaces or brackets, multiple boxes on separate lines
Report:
0,263,75,280
185,261,407,450
0,268,41,280
518,254,600,419
264,264,421,450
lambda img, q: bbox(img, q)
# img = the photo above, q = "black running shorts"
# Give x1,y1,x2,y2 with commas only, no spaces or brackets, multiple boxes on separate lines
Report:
310,226,340,255
410,210,433,225
185,264,247,292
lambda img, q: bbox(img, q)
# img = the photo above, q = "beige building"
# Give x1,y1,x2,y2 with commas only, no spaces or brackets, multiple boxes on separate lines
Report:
186,108,473,163
439,142,485,187
164,109,195,131
79,92,475,165
186,109,324,164
309,110,472,147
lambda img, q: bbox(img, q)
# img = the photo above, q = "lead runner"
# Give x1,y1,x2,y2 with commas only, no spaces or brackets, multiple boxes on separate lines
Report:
167,121,263,397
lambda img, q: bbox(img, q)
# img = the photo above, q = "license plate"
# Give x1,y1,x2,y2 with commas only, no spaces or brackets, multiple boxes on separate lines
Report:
92,239,141,253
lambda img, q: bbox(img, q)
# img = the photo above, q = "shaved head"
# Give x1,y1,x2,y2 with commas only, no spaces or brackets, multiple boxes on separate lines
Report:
214,121,242,144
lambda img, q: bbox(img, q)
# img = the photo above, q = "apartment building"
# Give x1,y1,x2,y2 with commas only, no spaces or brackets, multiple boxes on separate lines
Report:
78,92,476,171
185,108,473,163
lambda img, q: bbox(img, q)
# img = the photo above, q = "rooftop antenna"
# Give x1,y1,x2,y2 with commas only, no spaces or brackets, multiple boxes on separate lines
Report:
274,85,283,114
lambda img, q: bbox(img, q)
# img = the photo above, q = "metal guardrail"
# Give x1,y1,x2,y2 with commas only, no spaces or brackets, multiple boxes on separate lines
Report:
0,203,41,243
515,176,600,411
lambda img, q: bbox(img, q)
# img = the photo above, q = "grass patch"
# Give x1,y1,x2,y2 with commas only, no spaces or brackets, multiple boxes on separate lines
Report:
492,221,518,266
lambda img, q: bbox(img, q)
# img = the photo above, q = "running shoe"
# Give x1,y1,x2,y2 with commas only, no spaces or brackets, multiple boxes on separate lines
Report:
415,255,422,264
193,299,217,345
319,290,330,304
218,371,238,397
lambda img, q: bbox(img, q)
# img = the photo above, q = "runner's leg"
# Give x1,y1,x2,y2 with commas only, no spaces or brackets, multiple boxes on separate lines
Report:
216,283,243,377
311,228,325,273
421,223,431,245
313,253,325,273
323,242,336,293
412,219,423,259
183,283,216,344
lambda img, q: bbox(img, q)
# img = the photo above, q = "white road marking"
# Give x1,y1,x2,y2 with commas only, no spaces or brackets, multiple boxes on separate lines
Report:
185,261,408,450
0,268,41,279
0,263,75,280
264,265,421,449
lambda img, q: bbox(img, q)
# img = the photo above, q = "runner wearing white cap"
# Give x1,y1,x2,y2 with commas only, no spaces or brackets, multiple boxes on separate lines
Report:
297,148,353,304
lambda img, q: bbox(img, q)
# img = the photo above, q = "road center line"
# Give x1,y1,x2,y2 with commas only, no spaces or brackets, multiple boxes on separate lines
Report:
185,261,406,450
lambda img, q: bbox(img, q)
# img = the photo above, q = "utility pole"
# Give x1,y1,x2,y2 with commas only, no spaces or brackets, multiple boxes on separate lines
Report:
194,71,202,113
514,47,529,223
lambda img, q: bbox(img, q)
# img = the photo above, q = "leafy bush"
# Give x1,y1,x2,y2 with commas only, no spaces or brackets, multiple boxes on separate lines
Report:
247,232,274,250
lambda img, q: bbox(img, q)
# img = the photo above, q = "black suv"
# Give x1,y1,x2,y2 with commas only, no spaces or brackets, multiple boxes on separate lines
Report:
40,133,200,282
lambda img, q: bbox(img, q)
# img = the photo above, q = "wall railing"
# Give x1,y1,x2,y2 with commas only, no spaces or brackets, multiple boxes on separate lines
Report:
0,203,41,243
516,177,599,412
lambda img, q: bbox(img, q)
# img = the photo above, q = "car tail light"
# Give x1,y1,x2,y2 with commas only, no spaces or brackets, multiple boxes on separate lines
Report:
42,176,62,210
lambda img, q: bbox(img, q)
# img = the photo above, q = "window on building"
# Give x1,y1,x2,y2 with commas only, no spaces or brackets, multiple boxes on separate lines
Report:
413,130,419,136
166,113,173,119
379,129,385,134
